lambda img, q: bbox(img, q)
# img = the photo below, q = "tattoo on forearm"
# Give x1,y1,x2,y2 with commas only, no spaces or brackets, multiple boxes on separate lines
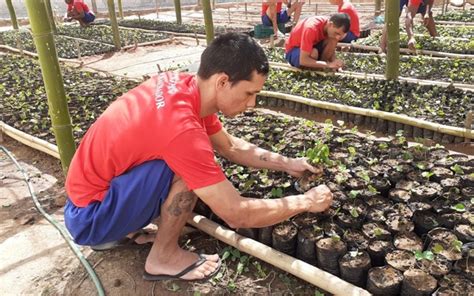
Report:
167,191,197,216
259,155,268,162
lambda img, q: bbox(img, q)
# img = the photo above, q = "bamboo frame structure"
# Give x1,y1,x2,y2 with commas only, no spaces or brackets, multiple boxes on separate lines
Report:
24,0,76,175
385,0,399,79
6,0,19,30
202,0,215,45
44,0,57,34
107,0,122,50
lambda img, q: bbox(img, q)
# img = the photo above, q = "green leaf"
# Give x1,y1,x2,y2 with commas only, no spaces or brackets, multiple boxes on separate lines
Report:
373,228,383,237
349,190,360,199
432,243,444,254
315,291,325,296
451,164,464,175
350,208,359,218
271,187,283,198
451,203,466,212
452,240,463,252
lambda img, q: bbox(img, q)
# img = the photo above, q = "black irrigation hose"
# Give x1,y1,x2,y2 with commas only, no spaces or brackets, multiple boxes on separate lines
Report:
0,145,105,296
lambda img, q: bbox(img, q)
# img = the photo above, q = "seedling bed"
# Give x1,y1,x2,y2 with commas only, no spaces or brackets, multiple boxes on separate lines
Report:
199,109,473,294
263,68,472,128
435,10,474,22
0,29,114,59
265,48,474,84
57,24,171,47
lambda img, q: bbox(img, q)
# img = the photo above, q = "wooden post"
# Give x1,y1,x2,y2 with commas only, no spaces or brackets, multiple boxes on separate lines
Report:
385,0,399,80
174,0,182,24
91,0,98,14
375,0,382,16
117,0,124,19
156,0,160,17
24,0,76,174
107,0,122,50
245,1,248,19
465,111,473,143
5,0,19,30
315,4,318,15
203,0,214,45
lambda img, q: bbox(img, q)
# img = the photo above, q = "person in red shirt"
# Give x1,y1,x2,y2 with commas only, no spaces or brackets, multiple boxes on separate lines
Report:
64,33,333,281
262,0,304,38
329,0,360,43
380,0,437,52
65,0,95,27
285,14,350,70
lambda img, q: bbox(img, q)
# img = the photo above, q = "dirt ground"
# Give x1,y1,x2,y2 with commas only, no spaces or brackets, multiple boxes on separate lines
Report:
0,135,326,296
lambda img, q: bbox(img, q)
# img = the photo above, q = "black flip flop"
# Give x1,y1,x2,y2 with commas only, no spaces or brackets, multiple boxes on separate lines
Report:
91,229,151,251
143,254,222,281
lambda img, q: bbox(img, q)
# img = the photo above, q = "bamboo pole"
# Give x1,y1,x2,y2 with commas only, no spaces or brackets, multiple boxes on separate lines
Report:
107,0,122,50
188,214,371,296
5,0,19,30
174,0,182,24
44,0,57,34
385,0,399,79
91,0,98,14
117,0,124,20
0,121,60,159
155,0,160,17
259,90,474,139
374,0,382,16
202,0,214,45
24,0,76,175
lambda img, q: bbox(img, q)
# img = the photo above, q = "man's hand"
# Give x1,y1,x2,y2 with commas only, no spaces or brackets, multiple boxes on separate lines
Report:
285,157,323,177
327,59,343,70
407,37,416,51
304,185,333,212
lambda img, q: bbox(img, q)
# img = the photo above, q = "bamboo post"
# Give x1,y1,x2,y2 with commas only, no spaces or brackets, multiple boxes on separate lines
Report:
107,0,122,50
6,0,19,30
202,0,214,45
385,0,399,79
245,1,248,19
315,3,318,14
24,0,76,175
174,0,182,24
465,111,473,142
117,0,124,19
91,0,98,14
375,0,382,16
44,0,57,34
156,0,160,17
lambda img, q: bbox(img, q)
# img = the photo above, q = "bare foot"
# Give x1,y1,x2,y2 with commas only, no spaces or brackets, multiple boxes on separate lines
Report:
145,248,220,280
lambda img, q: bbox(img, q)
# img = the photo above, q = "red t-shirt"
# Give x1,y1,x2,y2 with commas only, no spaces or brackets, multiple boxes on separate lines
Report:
67,1,90,13
66,72,226,207
338,2,360,37
409,0,424,6
285,16,328,53
261,2,283,16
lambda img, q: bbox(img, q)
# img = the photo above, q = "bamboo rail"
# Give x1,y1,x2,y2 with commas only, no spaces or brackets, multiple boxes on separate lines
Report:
258,90,474,140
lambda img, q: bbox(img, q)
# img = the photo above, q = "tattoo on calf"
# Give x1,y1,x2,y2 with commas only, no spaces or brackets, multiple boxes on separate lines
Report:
167,191,197,216
259,155,268,162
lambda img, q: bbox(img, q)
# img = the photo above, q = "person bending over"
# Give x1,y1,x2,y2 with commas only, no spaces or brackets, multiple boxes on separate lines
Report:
380,0,437,52
65,0,95,27
64,32,333,282
285,14,350,70
329,0,360,43
262,0,304,38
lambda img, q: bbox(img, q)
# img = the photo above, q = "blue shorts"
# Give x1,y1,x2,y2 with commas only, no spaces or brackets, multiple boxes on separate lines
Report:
262,10,290,26
285,41,326,68
400,0,427,15
82,11,96,24
340,31,358,43
64,160,174,246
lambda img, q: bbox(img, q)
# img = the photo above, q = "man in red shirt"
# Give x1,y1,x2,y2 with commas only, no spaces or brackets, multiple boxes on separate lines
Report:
329,0,360,43
285,14,350,70
64,33,333,281
380,0,437,52
262,0,304,38
65,0,95,27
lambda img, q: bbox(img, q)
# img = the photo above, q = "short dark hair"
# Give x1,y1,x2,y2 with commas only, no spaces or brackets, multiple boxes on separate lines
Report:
330,13,351,33
198,33,269,85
